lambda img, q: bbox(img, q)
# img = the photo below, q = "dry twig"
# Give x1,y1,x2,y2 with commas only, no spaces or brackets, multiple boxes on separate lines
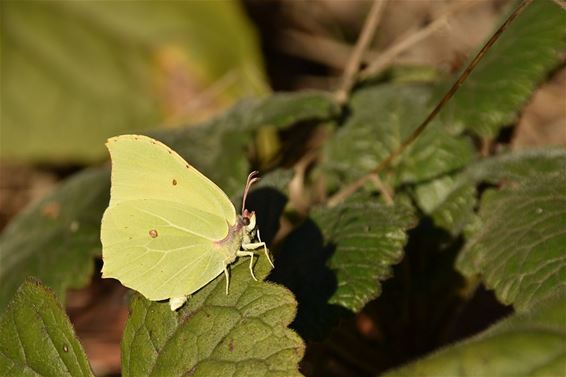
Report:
335,0,388,103
369,174,393,205
360,0,482,79
277,29,367,70
552,0,566,11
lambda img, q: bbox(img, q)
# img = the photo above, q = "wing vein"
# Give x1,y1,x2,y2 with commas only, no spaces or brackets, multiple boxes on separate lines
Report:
133,206,218,241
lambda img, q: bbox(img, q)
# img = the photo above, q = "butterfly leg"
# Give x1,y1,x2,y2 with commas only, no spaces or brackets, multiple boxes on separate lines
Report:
236,250,258,281
169,296,188,311
257,230,274,267
242,239,274,268
224,264,230,295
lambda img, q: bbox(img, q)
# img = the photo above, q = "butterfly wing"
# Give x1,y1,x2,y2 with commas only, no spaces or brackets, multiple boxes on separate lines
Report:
100,135,237,300
106,134,236,227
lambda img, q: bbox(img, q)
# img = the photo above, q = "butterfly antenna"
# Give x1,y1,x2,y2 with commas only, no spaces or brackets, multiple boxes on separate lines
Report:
242,171,260,213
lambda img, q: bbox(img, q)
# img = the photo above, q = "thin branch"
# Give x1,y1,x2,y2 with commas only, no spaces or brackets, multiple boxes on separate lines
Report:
369,174,394,205
277,29,357,70
328,0,535,207
335,0,388,103
360,0,482,79
552,0,566,11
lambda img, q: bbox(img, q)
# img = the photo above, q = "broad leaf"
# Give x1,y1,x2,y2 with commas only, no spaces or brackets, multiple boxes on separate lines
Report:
438,0,566,137
244,91,339,130
465,148,566,183
270,197,415,339
0,279,94,377
121,257,303,377
414,175,478,236
1,0,268,163
383,293,566,377
312,200,415,312
323,84,475,191
415,148,566,235
457,173,566,310
0,169,110,310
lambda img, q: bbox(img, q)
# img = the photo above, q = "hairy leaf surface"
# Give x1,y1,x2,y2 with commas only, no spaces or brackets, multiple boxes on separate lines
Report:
122,257,303,377
0,279,94,377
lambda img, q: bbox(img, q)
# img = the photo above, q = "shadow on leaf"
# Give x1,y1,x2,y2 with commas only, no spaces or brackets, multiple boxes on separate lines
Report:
268,219,351,340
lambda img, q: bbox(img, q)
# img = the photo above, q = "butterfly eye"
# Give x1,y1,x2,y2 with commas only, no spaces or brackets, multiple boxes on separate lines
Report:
242,217,250,226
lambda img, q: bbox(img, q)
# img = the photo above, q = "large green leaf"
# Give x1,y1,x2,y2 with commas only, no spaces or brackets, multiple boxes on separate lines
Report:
322,84,475,191
312,200,415,312
457,172,566,311
0,279,94,377
383,293,566,377
438,0,566,137
415,148,566,235
121,257,303,377
270,197,415,339
1,0,267,163
0,169,110,310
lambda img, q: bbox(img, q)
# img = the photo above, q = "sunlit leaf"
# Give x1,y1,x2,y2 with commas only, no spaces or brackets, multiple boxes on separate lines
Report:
312,199,415,312
415,148,566,236
270,196,415,339
322,84,475,191
121,257,303,377
438,0,566,137
457,173,566,310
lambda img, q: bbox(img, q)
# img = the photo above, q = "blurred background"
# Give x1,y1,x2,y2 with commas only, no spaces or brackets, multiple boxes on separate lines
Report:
1,0,564,375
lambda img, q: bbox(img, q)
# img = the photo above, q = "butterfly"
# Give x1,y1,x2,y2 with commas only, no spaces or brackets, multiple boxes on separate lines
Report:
100,134,273,310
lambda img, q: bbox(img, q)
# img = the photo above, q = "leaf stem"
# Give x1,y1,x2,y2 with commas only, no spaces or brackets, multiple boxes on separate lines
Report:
328,0,535,207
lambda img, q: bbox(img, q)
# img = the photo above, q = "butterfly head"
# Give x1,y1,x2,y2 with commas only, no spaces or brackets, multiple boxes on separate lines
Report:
241,209,256,233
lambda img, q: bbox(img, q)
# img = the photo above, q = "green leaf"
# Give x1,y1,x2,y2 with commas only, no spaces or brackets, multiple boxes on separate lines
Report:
270,197,415,339
456,173,566,311
464,147,566,184
0,279,94,377
414,175,478,236
322,84,475,191
0,169,110,310
438,0,566,137
244,91,339,130
121,257,303,377
1,0,268,163
415,148,566,236
383,292,566,377
312,200,415,312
